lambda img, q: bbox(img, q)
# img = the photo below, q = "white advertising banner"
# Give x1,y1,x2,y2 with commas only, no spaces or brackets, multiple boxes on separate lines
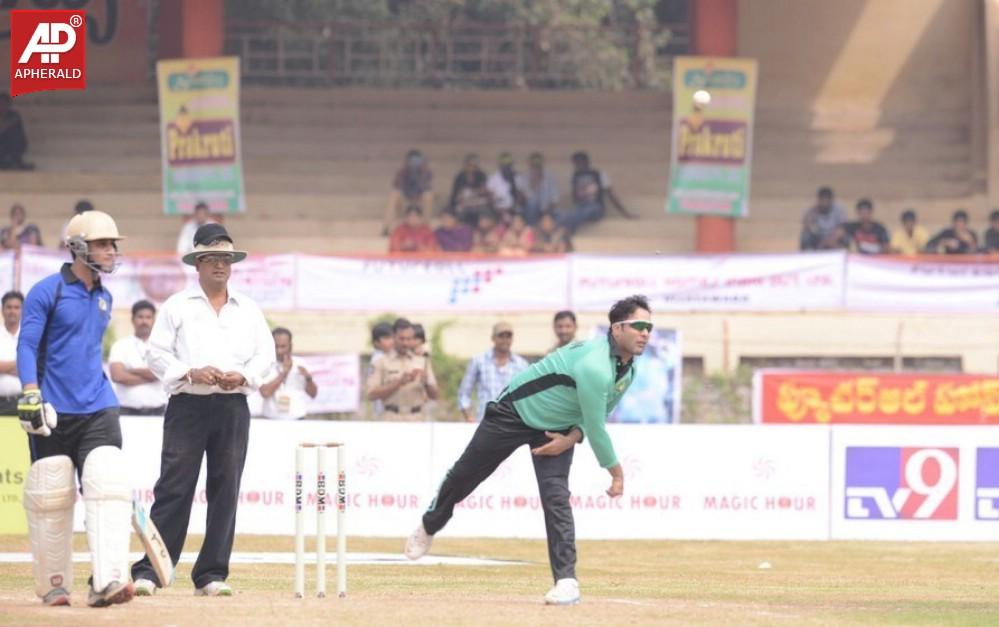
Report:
81,421,830,540
295,256,569,311
0,250,14,294
570,252,845,312
845,256,999,312
301,353,361,414
830,426,999,541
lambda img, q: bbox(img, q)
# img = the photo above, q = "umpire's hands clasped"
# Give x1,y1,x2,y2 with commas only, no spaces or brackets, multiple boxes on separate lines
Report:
189,366,225,386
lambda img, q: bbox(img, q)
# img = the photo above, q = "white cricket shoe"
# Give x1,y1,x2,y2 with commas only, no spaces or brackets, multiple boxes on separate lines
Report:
404,523,433,560
544,578,580,605
195,581,233,597
133,578,157,596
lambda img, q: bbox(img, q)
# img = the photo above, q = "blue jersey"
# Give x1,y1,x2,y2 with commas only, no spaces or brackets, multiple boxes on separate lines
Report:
17,264,118,413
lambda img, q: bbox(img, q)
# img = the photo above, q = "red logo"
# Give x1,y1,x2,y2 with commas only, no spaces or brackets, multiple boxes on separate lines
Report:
9,10,87,97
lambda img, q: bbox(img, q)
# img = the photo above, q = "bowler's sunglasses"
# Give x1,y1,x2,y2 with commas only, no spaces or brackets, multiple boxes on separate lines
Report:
617,320,653,333
495,331,513,339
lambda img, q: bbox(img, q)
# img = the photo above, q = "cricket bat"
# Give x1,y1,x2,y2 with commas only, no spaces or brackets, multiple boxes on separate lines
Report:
132,499,175,587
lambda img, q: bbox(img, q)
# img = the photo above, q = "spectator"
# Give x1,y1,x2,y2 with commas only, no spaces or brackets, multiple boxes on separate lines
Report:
472,211,504,254
108,300,168,416
927,210,979,254
435,208,473,252
450,153,492,225
366,318,439,422
486,152,524,214
982,210,999,254
176,201,216,256
457,322,529,422
0,203,42,250
412,323,429,357
368,321,395,419
385,149,433,235
522,151,559,226
259,327,318,420
0,92,32,170
800,186,847,250
550,310,578,353
560,151,634,234
531,211,573,253
889,209,930,255
0,290,22,415
499,212,535,257
60,199,93,248
390,205,438,253
843,198,889,255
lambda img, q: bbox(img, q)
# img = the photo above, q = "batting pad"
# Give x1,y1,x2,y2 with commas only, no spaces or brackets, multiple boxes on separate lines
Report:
82,446,132,592
24,455,76,598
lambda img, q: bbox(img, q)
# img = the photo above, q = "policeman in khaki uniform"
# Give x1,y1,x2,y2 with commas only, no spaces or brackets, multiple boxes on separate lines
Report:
367,318,439,421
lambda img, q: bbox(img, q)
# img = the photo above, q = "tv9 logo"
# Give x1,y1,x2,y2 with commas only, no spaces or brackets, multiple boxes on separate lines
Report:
844,447,958,520
8,10,87,97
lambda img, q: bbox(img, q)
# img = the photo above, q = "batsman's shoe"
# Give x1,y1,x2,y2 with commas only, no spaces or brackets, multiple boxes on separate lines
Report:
42,587,70,606
195,581,233,597
544,578,581,606
87,580,134,608
133,578,157,596
404,523,433,560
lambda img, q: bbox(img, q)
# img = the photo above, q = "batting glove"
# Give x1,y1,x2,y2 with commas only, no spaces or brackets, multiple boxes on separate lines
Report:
18,390,57,437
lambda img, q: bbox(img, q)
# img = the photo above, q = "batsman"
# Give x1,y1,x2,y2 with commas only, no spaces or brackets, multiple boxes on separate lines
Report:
16,211,135,608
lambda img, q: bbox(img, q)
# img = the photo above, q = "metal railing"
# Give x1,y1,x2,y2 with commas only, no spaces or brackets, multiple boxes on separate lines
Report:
224,20,690,90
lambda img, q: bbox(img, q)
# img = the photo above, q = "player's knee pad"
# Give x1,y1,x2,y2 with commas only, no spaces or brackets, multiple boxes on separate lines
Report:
24,455,76,598
81,446,131,591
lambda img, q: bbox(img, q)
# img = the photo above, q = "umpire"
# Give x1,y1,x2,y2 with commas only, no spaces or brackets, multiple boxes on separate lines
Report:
131,224,274,597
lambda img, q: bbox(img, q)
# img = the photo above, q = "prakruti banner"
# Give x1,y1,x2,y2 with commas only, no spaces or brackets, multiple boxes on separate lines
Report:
157,57,245,215
667,56,758,217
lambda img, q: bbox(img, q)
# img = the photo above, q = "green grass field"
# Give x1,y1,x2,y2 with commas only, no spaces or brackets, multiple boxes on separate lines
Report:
1,534,998,625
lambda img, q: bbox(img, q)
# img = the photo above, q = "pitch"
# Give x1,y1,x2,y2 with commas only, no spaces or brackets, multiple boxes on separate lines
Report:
0,534,997,625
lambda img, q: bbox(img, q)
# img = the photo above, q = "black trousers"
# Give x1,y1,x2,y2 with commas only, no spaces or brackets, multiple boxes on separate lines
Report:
131,393,250,588
28,407,123,479
422,401,577,582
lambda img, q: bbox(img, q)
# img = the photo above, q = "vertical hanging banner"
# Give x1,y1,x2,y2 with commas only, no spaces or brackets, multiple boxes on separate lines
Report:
157,57,245,216
667,57,758,217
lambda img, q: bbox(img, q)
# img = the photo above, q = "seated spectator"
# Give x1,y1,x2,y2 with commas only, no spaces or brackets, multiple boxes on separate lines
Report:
800,186,847,250
385,149,433,235
522,151,559,226
499,212,535,257
486,152,525,215
260,327,318,420
60,199,93,248
176,201,216,255
435,208,473,252
560,151,635,234
0,92,32,170
0,203,42,249
843,198,889,254
889,209,929,255
531,211,573,253
389,205,437,253
472,211,504,254
450,153,492,225
982,210,999,254
927,209,979,254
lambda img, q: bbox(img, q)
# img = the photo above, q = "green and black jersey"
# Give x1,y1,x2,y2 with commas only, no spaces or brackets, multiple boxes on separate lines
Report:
498,335,636,468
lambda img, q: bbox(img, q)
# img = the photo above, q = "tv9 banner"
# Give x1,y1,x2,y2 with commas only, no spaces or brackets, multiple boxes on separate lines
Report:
8,10,86,97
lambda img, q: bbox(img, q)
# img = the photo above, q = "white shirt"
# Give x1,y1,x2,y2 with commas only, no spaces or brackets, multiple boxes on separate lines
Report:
0,326,20,396
487,170,517,211
147,285,275,395
260,356,311,420
108,335,168,409
175,218,217,255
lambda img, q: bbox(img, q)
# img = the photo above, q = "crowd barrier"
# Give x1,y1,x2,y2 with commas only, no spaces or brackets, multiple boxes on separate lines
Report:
4,418,997,540
3,248,999,313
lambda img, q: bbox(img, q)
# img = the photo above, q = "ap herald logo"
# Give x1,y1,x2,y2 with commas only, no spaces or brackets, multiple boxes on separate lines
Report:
9,10,87,97
844,447,958,520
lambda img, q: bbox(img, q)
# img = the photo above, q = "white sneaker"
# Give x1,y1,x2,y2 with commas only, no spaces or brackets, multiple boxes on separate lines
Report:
544,578,580,605
194,581,233,597
133,578,157,596
87,581,134,608
404,523,433,560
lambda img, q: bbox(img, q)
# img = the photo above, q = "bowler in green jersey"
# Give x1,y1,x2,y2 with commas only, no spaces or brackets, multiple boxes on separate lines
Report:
404,295,652,605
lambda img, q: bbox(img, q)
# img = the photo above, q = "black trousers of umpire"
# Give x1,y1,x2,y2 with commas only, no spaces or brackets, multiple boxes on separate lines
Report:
422,401,577,582
131,393,250,589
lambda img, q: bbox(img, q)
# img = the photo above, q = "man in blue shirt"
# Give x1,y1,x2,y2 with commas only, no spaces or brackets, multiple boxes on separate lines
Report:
17,210,135,608
457,321,529,422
